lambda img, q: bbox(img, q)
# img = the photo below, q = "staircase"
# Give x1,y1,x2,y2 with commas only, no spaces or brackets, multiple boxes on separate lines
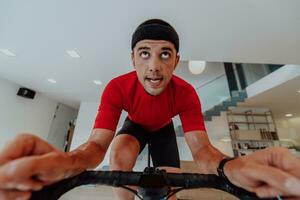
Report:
203,90,247,121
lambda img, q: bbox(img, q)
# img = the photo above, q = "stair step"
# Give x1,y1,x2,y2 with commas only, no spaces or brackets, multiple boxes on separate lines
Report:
231,90,247,98
214,105,228,112
226,96,246,104
204,115,212,121
204,109,223,121
203,90,248,122
231,90,240,97
204,109,221,118
234,96,245,102
222,100,237,107
238,91,247,99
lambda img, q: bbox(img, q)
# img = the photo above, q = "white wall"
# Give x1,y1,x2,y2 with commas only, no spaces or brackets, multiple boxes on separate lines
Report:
275,117,300,142
274,117,300,158
0,76,58,149
71,102,98,151
175,61,230,112
205,112,234,157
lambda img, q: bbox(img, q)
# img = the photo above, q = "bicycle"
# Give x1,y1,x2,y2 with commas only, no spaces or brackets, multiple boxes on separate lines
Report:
30,144,281,200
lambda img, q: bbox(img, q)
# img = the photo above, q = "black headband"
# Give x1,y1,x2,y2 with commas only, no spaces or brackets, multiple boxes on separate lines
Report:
131,24,179,52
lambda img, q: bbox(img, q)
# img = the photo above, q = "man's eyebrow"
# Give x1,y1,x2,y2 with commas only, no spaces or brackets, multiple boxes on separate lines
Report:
137,46,150,51
161,47,174,52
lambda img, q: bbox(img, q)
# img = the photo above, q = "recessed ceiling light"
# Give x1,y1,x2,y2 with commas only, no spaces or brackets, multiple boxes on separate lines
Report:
93,80,102,85
298,90,300,93
66,50,80,58
0,49,16,56
285,114,293,117
47,79,57,83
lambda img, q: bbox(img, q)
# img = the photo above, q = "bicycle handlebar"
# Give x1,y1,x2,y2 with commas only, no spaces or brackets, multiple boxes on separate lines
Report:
30,169,277,200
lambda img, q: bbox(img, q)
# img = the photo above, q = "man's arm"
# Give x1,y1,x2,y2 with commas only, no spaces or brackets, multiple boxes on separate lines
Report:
66,128,115,176
184,130,300,198
31,128,116,181
184,130,225,174
0,129,114,192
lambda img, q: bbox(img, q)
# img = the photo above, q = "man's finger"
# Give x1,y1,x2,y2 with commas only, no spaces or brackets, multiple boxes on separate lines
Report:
0,156,41,187
0,189,31,200
245,164,300,196
0,133,57,165
272,150,300,177
284,197,300,200
254,185,282,198
228,172,259,192
0,152,71,187
283,177,300,196
14,179,44,191
250,147,300,177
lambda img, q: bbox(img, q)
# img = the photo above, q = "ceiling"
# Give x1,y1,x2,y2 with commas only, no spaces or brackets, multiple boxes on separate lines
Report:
1,0,300,108
239,76,300,120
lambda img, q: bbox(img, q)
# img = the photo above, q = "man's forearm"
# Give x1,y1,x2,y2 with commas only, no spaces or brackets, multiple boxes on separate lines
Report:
69,141,106,168
185,131,227,175
64,128,114,177
65,141,106,177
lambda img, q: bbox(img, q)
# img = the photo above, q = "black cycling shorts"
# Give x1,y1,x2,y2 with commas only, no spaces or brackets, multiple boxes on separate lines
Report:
116,117,180,168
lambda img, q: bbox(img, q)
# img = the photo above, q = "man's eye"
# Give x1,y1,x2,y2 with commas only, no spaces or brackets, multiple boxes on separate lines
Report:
140,51,150,58
161,52,170,59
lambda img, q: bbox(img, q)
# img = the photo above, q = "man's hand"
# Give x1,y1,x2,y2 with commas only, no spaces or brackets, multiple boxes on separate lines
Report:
225,147,300,199
0,133,74,200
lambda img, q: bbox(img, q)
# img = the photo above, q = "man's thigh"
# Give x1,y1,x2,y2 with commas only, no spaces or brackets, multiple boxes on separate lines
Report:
110,117,148,169
109,134,140,170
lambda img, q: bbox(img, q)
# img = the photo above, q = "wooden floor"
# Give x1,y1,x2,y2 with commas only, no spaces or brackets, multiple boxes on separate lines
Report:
59,185,238,200
60,185,117,200
60,160,238,200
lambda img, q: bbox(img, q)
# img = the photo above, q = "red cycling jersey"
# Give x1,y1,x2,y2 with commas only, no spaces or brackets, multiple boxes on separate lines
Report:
93,71,206,133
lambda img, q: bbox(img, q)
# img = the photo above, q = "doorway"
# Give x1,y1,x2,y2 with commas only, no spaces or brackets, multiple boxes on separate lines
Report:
47,103,78,151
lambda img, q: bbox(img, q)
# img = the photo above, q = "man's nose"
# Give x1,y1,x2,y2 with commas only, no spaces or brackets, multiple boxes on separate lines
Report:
148,57,162,72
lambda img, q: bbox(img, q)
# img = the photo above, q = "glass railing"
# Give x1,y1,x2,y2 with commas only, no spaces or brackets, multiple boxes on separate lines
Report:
237,63,284,89
195,73,230,112
193,63,284,112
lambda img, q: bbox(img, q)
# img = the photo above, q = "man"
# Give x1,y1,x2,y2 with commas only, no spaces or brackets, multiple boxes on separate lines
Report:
0,19,300,200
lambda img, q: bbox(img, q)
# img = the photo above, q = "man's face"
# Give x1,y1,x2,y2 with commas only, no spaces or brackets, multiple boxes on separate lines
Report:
131,40,180,96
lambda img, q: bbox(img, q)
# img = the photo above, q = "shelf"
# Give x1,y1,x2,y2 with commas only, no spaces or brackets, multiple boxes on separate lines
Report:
227,109,278,157
227,113,271,116
237,148,268,152
232,140,275,142
228,122,272,125
237,149,254,152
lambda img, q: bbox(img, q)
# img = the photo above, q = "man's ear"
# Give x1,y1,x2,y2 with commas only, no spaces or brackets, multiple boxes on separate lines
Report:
174,54,180,70
131,52,136,69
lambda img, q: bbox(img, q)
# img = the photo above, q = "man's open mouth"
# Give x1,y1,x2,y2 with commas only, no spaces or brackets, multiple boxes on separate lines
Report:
145,77,163,87
146,78,162,82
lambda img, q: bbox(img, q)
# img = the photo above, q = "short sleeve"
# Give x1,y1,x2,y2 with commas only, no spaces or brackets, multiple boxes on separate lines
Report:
93,79,123,131
179,85,206,133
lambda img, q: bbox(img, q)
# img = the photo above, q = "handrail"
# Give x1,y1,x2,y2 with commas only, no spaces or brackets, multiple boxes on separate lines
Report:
195,73,226,90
